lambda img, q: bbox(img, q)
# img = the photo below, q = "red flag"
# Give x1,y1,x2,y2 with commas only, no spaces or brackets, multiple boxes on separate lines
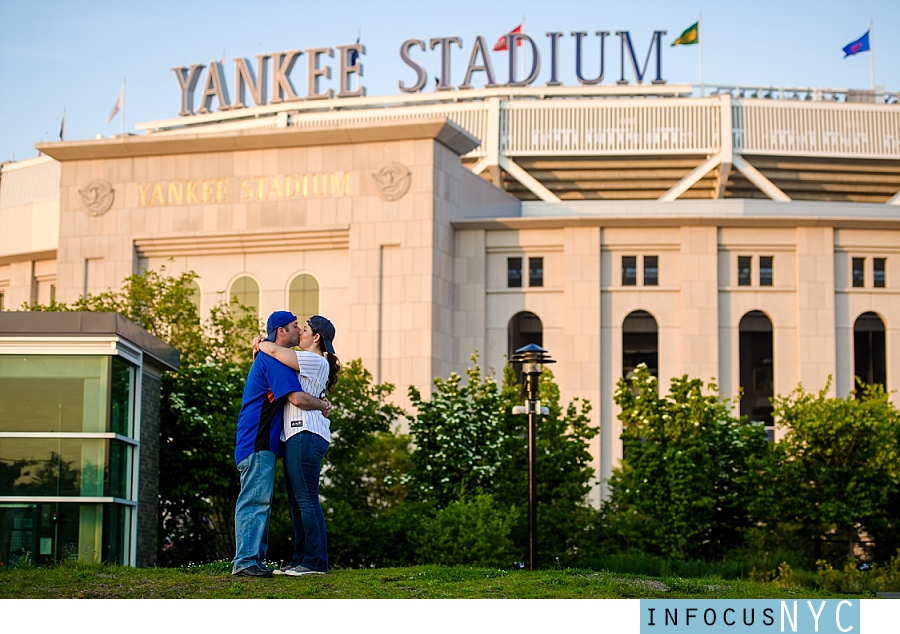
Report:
493,24,524,52
105,83,124,124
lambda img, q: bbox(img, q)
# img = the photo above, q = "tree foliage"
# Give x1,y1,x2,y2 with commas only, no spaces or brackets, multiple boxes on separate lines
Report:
23,265,260,366
416,494,516,567
158,362,247,564
321,359,406,510
754,380,900,563
603,365,769,560
407,358,516,507
405,357,599,567
24,265,262,565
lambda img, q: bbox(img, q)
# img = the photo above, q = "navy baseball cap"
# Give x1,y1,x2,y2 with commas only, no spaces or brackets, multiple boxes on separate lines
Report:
266,311,297,342
307,315,336,355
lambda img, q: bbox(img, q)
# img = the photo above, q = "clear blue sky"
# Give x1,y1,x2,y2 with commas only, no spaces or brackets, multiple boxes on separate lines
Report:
1,0,896,163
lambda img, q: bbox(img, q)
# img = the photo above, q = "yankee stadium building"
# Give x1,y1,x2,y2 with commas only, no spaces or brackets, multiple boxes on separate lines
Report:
1,28,899,564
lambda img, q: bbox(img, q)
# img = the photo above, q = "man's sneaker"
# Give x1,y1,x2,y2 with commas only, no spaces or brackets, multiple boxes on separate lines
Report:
272,564,292,576
231,564,274,578
283,565,325,576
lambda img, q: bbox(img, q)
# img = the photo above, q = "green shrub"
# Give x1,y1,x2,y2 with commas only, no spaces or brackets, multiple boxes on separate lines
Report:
416,495,516,568
871,550,900,592
605,366,769,560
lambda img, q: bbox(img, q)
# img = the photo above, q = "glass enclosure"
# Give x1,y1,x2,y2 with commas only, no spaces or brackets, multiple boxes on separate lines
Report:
0,354,135,566
0,501,131,566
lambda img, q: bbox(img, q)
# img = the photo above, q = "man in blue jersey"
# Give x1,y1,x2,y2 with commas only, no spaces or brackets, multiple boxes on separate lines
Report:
232,310,332,577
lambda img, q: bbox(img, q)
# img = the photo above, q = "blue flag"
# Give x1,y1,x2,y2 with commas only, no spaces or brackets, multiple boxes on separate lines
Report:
843,30,870,57
348,35,360,66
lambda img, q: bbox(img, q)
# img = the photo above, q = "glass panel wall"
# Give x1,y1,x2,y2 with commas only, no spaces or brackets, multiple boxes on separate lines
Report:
0,502,130,566
0,356,109,433
109,356,133,437
0,354,136,566
0,438,134,498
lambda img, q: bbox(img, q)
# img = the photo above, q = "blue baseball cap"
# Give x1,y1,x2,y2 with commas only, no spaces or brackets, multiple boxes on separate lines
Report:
266,311,297,342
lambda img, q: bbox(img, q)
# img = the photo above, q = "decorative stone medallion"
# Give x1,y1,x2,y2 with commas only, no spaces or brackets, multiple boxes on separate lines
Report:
79,179,115,216
372,163,411,201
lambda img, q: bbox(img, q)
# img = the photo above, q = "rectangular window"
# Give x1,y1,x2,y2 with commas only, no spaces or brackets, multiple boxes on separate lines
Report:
110,357,134,437
622,256,637,286
528,257,544,287
0,501,122,567
874,258,886,288
507,257,523,288
0,437,115,497
738,256,752,286
0,356,111,433
0,291,4,311
759,256,773,287
643,256,658,286
852,257,865,287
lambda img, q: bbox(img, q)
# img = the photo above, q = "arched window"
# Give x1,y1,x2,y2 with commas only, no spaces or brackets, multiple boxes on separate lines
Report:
854,312,886,389
229,276,259,320
508,311,543,356
288,274,319,322
622,310,659,383
739,310,774,439
508,311,543,386
185,279,201,315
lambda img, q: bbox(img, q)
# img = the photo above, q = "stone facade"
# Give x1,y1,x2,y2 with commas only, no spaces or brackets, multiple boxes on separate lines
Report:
137,371,162,568
2,117,898,508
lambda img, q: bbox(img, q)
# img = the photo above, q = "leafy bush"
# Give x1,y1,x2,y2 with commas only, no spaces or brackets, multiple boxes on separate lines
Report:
405,357,599,568
407,359,514,507
752,380,900,565
416,495,516,568
158,361,248,565
603,365,769,560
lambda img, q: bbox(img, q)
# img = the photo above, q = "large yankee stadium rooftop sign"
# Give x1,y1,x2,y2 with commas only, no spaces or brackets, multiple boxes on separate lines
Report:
171,30,667,116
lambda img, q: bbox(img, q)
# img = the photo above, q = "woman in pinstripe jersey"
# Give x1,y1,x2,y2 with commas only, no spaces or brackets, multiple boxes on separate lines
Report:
254,315,340,575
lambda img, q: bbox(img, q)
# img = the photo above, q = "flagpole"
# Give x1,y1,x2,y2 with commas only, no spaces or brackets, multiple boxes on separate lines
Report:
121,78,126,136
520,15,525,84
698,12,704,96
869,20,874,92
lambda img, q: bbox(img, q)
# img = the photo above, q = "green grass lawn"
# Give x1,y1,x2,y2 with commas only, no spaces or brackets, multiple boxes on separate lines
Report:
0,561,852,599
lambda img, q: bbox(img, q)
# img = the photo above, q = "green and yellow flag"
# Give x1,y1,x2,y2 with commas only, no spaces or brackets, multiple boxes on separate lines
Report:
671,22,699,46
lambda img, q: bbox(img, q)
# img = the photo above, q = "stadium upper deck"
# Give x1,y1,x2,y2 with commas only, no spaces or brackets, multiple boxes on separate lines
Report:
129,84,900,205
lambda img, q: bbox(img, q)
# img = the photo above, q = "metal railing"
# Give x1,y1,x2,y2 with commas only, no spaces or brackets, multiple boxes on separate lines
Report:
134,85,900,162
734,100,900,158
504,98,721,155
704,83,899,104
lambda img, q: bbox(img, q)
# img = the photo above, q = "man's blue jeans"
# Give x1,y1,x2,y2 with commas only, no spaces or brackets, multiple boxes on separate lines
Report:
232,450,276,573
284,431,329,572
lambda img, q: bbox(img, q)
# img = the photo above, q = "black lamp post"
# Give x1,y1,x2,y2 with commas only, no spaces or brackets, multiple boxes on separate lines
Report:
509,343,555,571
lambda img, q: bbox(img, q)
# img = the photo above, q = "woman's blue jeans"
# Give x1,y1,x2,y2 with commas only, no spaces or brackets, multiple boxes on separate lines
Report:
284,431,330,572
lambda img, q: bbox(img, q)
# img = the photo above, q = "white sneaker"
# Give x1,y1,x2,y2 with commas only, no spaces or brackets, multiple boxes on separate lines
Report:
284,565,324,576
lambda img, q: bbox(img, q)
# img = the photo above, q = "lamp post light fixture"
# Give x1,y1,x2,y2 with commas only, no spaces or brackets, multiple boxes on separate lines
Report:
509,343,555,571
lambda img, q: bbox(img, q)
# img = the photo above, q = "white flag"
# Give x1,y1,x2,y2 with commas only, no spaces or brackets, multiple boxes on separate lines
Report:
105,83,124,124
